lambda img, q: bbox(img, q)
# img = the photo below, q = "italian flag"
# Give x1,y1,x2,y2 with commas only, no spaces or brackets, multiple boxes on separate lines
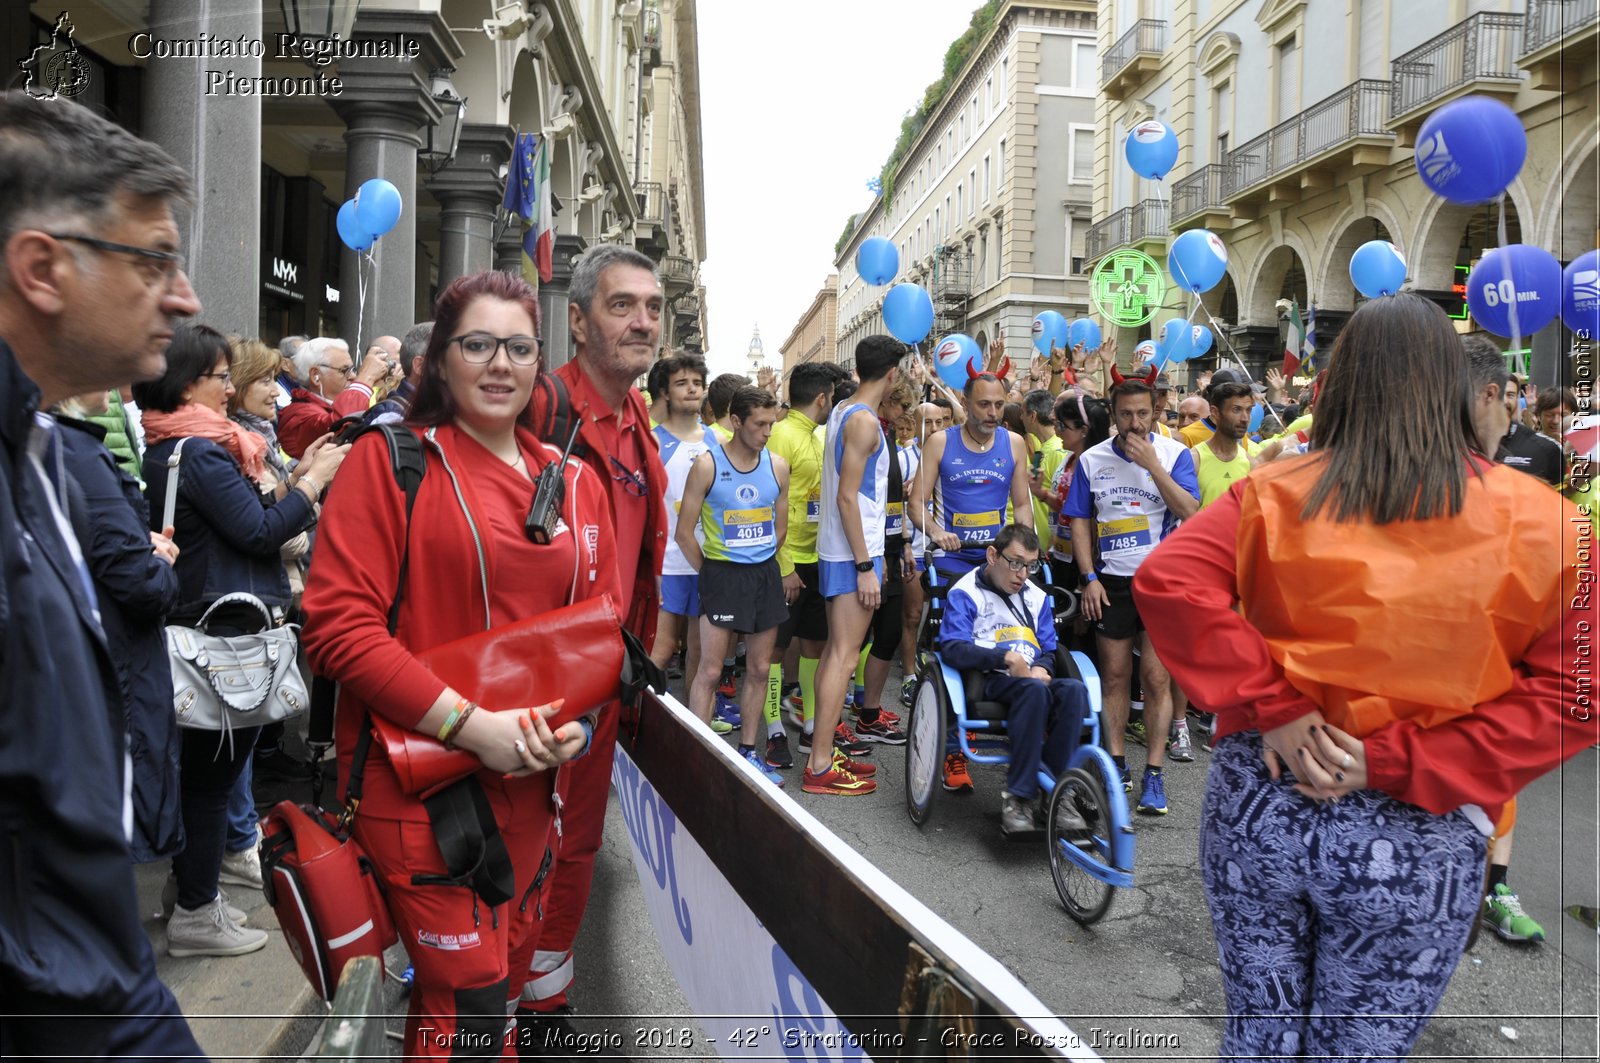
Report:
1283,301,1305,378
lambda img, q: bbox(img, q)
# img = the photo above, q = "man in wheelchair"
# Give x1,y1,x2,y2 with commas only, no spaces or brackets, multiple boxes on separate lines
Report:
938,524,1090,834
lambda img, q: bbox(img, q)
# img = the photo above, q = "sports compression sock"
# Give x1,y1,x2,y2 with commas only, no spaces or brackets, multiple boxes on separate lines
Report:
852,644,871,710
1487,864,1509,892
765,665,783,737
798,656,819,732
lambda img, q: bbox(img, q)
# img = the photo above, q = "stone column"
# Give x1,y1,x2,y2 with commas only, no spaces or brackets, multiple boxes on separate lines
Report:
1223,326,1282,379
540,233,589,369
494,228,524,275
142,0,260,336
327,11,461,349
427,125,515,288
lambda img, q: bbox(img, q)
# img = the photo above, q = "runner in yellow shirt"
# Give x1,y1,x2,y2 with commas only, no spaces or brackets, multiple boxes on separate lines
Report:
1191,379,1258,507
1020,388,1067,537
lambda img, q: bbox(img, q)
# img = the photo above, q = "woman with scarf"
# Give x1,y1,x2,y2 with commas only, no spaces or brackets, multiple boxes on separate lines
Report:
135,324,348,959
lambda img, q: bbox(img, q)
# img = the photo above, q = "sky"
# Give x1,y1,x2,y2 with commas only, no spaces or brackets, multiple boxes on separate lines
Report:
694,0,989,378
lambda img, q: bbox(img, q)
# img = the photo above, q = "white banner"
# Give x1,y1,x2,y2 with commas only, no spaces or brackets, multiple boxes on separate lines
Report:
611,693,1100,1062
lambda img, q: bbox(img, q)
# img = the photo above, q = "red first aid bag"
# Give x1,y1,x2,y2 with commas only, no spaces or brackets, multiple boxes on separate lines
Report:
260,800,397,1000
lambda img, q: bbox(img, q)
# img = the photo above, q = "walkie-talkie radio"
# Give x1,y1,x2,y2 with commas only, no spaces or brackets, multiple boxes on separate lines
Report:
524,418,583,544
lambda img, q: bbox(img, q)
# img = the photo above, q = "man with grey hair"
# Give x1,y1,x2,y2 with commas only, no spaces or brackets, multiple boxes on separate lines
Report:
278,334,389,457
0,90,206,1058
369,321,432,422
275,333,307,408
519,244,670,1049
1465,333,1561,486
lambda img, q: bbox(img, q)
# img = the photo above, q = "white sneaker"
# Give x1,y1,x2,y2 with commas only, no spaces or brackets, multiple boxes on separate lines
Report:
161,873,246,925
167,896,268,958
219,846,264,889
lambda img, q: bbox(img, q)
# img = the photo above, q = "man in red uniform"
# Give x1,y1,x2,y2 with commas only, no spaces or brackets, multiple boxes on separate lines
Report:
277,335,392,457
520,245,668,1051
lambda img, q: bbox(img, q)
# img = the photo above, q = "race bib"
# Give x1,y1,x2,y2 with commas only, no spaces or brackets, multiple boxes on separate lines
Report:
805,487,821,524
1096,514,1152,555
886,501,905,538
723,506,776,550
951,509,1002,544
992,624,1039,664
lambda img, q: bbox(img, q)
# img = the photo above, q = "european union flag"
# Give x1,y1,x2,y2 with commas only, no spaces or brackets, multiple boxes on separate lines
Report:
502,133,538,219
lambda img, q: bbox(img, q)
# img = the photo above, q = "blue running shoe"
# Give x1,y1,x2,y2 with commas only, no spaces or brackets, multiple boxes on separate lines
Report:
714,694,742,730
740,746,784,787
1137,768,1168,815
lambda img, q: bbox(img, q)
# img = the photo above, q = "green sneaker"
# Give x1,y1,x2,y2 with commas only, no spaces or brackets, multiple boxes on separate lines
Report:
708,717,733,735
1483,884,1546,943
1125,718,1148,747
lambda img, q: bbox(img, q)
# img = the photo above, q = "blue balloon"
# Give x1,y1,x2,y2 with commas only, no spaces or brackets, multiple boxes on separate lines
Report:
931,333,982,389
1349,239,1408,298
1563,249,1600,340
1467,244,1562,338
354,178,403,238
856,236,899,287
1134,339,1160,367
1032,311,1069,354
1124,120,1180,181
1190,325,1213,357
1167,229,1229,294
336,199,375,252
1158,318,1194,364
882,283,934,344
1415,96,1527,205
1068,317,1103,352
1249,404,1264,435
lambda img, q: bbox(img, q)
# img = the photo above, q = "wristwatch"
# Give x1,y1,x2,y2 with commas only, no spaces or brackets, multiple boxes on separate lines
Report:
855,560,875,573
1081,572,1099,583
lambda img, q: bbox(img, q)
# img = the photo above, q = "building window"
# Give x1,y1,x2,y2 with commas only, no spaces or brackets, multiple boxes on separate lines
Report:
959,113,966,144
994,217,1004,282
968,168,977,216
944,195,951,237
982,154,991,202
946,130,954,168
986,75,993,110
1275,37,1299,123
1072,41,1096,92
1213,81,1232,163
934,207,941,243
1068,125,1094,183
998,139,1007,193
999,57,1008,107
956,183,963,223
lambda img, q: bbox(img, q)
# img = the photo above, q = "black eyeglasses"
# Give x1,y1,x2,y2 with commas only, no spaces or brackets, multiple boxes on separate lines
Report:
46,232,185,283
450,332,541,366
608,455,648,498
198,371,233,385
998,552,1043,575
317,362,354,377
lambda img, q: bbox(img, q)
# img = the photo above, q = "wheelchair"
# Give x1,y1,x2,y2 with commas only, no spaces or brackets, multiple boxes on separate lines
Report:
903,567,1135,925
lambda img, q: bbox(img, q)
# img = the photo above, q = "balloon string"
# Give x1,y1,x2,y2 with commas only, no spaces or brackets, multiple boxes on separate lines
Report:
1497,193,1522,374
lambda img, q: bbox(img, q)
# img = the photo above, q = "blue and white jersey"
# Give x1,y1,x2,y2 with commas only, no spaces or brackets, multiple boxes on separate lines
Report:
655,422,718,576
942,566,1057,671
1062,432,1199,578
932,426,1016,572
819,402,889,563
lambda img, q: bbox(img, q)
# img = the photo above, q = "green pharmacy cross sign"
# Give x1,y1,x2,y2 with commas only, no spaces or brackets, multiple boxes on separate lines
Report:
1093,249,1165,328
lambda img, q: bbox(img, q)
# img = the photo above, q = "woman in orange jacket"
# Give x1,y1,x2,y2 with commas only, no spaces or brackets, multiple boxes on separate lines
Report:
1135,293,1595,1060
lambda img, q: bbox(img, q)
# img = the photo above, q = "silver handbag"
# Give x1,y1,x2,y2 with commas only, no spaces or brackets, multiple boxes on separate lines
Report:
161,439,308,743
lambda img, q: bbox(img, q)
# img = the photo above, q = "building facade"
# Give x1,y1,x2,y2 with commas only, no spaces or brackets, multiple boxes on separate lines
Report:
8,0,708,369
1087,0,1597,387
777,274,840,392
834,0,1099,372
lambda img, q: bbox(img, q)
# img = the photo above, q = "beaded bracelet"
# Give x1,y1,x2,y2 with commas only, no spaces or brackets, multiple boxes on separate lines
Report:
442,701,478,750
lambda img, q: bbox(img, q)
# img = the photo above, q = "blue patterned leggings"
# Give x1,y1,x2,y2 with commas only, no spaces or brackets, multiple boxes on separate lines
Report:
1201,732,1487,1062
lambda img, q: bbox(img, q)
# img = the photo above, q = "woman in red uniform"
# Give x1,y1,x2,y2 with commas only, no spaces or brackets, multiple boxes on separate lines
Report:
1135,293,1595,1060
302,271,618,1059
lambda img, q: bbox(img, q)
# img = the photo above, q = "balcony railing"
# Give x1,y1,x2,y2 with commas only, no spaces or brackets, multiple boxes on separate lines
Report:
1101,19,1167,86
1083,199,1166,262
1391,12,1524,119
661,253,694,293
1225,80,1394,198
1171,164,1228,223
636,181,667,227
1523,0,1598,53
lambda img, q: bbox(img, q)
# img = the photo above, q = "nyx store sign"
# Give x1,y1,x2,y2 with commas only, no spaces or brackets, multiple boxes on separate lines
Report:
264,256,304,301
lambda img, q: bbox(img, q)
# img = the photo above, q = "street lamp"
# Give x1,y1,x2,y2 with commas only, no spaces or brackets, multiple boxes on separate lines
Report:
420,69,467,172
279,0,360,39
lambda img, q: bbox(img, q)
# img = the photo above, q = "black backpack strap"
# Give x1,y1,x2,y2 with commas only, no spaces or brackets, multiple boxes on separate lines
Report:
312,423,427,810
533,372,588,460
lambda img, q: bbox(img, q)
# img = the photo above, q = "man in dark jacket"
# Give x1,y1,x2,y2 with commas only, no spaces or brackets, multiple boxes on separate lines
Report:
0,91,207,1058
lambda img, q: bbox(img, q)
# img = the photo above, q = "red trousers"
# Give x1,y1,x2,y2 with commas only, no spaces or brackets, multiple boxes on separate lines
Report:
357,774,555,1060
519,703,619,1010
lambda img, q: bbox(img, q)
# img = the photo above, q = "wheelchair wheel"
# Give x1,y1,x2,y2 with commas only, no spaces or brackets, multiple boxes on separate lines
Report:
905,671,944,826
1047,766,1116,925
